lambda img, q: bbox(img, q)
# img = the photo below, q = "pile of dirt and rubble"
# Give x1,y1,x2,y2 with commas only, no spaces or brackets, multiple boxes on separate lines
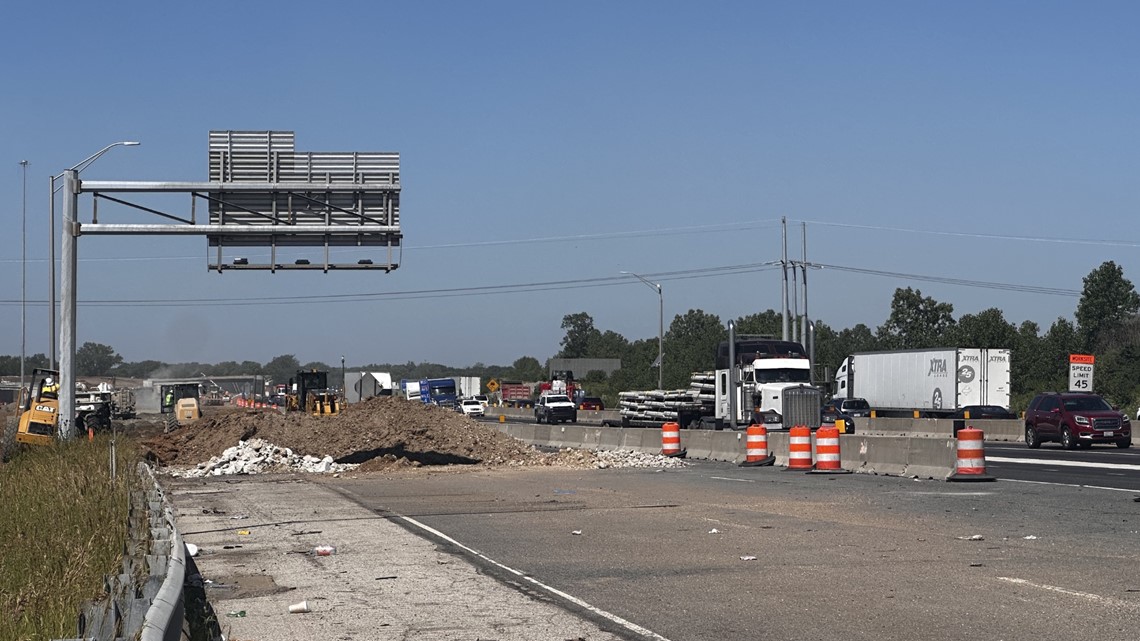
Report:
136,396,610,474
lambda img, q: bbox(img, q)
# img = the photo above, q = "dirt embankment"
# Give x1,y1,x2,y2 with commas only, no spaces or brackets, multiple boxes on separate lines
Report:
136,396,593,473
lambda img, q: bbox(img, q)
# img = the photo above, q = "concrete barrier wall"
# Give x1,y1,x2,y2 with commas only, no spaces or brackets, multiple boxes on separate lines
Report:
490,407,622,424
491,409,1023,443
497,424,959,480
865,417,1023,442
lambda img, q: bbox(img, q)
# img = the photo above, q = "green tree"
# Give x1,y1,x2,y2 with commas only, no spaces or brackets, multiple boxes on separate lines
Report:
75,342,123,376
263,354,302,387
734,310,783,337
822,323,878,374
1010,321,1046,401
608,339,660,392
877,287,955,349
558,312,602,358
950,308,1018,349
663,309,724,387
1075,261,1140,351
1041,318,1080,390
590,330,630,359
510,356,545,382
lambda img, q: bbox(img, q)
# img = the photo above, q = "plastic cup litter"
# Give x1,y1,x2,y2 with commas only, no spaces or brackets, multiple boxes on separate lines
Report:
288,601,310,614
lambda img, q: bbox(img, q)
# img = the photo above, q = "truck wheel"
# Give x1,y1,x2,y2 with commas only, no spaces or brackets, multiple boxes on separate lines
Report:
535,413,543,424
1024,425,1040,449
1117,438,1132,449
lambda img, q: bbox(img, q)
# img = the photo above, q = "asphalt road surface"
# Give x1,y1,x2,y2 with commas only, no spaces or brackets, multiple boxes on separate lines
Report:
325,459,1140,641
985,441,1140,490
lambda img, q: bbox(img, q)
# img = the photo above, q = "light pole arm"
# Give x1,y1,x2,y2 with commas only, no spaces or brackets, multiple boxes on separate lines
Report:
51,141,141,191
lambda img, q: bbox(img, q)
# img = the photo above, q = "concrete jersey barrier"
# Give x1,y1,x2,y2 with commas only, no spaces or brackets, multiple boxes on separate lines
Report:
497,424,962,480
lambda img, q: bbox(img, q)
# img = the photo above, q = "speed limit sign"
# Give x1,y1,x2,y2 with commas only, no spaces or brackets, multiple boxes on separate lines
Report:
1068,354,1095,392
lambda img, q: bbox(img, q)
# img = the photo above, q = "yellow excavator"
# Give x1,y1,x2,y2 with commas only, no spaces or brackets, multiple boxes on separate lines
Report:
285,369,340,416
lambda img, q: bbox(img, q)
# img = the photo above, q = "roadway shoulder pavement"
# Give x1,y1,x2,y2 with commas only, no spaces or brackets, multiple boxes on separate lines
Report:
163,473,628,641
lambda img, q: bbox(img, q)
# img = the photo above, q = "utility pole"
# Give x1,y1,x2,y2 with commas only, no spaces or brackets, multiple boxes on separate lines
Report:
802,222,811,380
20,160,29,392
781,216,789,341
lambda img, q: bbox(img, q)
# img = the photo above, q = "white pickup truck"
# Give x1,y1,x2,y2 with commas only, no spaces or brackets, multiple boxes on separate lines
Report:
535,394,577,424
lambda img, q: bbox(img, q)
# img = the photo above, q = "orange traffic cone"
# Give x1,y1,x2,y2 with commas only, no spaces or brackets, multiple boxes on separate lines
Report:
661,422,686,458
785,425,813,471
949,427,995,481
739,424,775,467
810,425,851,474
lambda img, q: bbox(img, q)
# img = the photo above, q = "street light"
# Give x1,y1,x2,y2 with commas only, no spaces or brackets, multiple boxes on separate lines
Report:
48,141,140,368
621,271,663,390
19,160,29,392
341,355,346,400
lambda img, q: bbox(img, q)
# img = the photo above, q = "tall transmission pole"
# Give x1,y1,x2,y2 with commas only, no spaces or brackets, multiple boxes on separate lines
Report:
801,222,808,345
20,160,29,391
802,222,811,379
781,216,789,341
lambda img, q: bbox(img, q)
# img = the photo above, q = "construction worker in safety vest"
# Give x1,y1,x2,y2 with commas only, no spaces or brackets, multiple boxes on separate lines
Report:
164,389,175,409
41,376,60,399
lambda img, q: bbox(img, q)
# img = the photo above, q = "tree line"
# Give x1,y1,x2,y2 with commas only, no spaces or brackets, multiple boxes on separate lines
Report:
2,261,1137,412
552,261,1140,411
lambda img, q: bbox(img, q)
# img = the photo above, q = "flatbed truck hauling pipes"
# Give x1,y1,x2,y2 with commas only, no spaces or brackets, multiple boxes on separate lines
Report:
834,348,1011,418
616,327,822,431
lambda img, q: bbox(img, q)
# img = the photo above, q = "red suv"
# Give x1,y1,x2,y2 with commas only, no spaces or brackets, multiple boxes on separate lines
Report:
1024,392,1131,449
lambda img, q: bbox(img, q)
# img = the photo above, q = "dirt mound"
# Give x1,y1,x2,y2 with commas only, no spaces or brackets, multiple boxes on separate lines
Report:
137,396,561,471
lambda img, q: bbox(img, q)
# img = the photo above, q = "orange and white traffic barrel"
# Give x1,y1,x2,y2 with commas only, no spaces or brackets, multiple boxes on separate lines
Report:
949,426,994,482
739,424,775,467
661,422,685,458
810,425,851,474
785,425,813,471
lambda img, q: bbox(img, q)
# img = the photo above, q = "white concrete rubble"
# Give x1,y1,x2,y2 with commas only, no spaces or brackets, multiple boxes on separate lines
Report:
167,438,359,478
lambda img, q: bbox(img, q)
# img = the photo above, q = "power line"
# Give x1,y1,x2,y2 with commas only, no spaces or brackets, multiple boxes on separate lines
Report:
814,263,1080,297
800,219,1140,249
0,259,1077,308
0,262,783,308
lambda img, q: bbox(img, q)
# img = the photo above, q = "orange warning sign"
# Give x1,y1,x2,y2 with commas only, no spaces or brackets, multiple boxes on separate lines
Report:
1069,354,1095,365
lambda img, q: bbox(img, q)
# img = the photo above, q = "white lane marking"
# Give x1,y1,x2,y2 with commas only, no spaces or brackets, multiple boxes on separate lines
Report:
399,515,674,641
988,456,1140,471
1000,478,1139,493
709,476,756,483
997,577,1136,609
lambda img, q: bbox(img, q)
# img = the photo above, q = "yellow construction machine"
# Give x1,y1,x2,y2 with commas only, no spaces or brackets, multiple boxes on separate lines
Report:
286,370,340,416
160,382,202,429
2,369,61,461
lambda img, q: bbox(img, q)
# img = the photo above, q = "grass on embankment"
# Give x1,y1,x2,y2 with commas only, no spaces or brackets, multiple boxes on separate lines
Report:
0,434,138,641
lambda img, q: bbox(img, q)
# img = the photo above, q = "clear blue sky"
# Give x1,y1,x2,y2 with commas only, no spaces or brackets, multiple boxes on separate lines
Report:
2,1,1138,369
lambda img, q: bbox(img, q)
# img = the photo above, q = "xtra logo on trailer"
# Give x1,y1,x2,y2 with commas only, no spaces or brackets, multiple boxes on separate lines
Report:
927,358,948,377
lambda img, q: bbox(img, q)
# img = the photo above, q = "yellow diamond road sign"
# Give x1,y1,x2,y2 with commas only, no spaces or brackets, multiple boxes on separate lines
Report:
486,379,499,393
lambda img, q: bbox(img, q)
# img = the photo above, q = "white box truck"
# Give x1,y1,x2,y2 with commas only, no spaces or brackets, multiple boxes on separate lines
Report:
834,348,1010,417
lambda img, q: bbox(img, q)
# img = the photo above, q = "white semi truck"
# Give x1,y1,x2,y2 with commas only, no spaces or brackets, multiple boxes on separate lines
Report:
834,348,1011,417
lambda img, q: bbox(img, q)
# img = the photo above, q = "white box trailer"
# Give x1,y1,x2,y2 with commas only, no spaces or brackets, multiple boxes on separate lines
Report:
456,376,482,399
834,348,1010,415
